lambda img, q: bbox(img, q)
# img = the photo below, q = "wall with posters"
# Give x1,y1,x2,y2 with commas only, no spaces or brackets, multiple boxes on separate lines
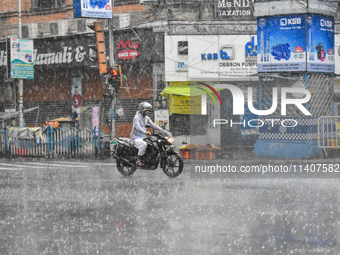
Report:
257,14,335,73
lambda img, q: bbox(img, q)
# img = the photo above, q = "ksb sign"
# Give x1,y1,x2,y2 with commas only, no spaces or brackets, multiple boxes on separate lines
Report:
201,45,235,60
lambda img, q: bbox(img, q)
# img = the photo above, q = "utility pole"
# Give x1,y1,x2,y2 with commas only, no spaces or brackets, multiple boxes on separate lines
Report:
18,0,24,128
109,1,116,140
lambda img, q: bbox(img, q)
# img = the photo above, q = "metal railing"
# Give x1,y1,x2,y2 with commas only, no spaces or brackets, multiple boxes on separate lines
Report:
317,116,340,150
0,126,101,157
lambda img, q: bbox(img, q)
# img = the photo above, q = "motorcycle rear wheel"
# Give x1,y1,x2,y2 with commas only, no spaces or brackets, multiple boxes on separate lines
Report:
116,159,136,176
162,152,183,178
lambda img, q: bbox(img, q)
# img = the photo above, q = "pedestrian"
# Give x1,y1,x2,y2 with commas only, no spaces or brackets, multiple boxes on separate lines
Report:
72,86,82,122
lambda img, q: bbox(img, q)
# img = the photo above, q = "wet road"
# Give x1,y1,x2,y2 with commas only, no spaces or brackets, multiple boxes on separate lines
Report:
1,158,340,254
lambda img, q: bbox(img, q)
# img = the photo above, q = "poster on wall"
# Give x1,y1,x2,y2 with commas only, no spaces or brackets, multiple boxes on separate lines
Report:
169,94,201,115
257,14,306,72
7,38,34,79
153,73,168,110
154,110,169,130
306,14,335,72
92,106,100,130
74,0,112,19
71,77,83,122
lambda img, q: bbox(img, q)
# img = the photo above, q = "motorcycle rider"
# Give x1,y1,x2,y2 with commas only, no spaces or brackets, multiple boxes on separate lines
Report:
130,102,172,167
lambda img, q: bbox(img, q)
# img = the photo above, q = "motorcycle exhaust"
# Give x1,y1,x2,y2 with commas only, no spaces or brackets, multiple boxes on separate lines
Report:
113,154,135,167
113,154,120,160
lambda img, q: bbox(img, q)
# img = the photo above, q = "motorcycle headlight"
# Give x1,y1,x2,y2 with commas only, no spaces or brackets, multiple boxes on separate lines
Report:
166,137,175,144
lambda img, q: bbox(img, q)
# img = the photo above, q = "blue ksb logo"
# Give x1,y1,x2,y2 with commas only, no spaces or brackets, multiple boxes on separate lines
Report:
201,49,231,60
245,36,257,57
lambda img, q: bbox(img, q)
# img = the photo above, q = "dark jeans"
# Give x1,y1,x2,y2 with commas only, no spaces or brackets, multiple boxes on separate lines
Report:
72,110,78,122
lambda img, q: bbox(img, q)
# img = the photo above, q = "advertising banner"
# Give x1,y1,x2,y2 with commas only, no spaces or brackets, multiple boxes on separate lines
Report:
306,14,335,72
257,14,335,73
74,0,112,19
8,38,34,79
165,35,258,82
257,15,306,72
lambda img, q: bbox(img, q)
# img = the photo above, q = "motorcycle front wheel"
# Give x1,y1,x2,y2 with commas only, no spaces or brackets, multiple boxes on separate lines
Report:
161,152,183,178
116,159,137,176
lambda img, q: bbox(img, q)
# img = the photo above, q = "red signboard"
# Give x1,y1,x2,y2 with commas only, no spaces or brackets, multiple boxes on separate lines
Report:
116,39,140,59
114,30,164,63
117,50,140,59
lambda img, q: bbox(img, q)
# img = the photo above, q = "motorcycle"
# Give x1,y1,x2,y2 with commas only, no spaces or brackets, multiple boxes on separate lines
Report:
112,126,183,178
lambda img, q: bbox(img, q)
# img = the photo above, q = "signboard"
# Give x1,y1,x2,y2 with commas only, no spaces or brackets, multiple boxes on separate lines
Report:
0,34,99,69
74,0,112,19
215,0,255,20
169,94,201,115
257,14,335,73
165,35,258,82
7,38,34,79
114,30,164,63
257,15,306,72
306,14,335,72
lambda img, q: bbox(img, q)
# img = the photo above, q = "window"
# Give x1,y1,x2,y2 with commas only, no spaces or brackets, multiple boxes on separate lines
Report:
33,0,64,10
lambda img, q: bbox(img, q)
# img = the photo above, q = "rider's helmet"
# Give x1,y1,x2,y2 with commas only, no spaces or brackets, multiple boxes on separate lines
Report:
139,102,152,115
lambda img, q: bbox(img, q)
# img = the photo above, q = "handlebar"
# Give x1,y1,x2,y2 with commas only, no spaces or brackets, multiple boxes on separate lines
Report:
149,131,163,138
